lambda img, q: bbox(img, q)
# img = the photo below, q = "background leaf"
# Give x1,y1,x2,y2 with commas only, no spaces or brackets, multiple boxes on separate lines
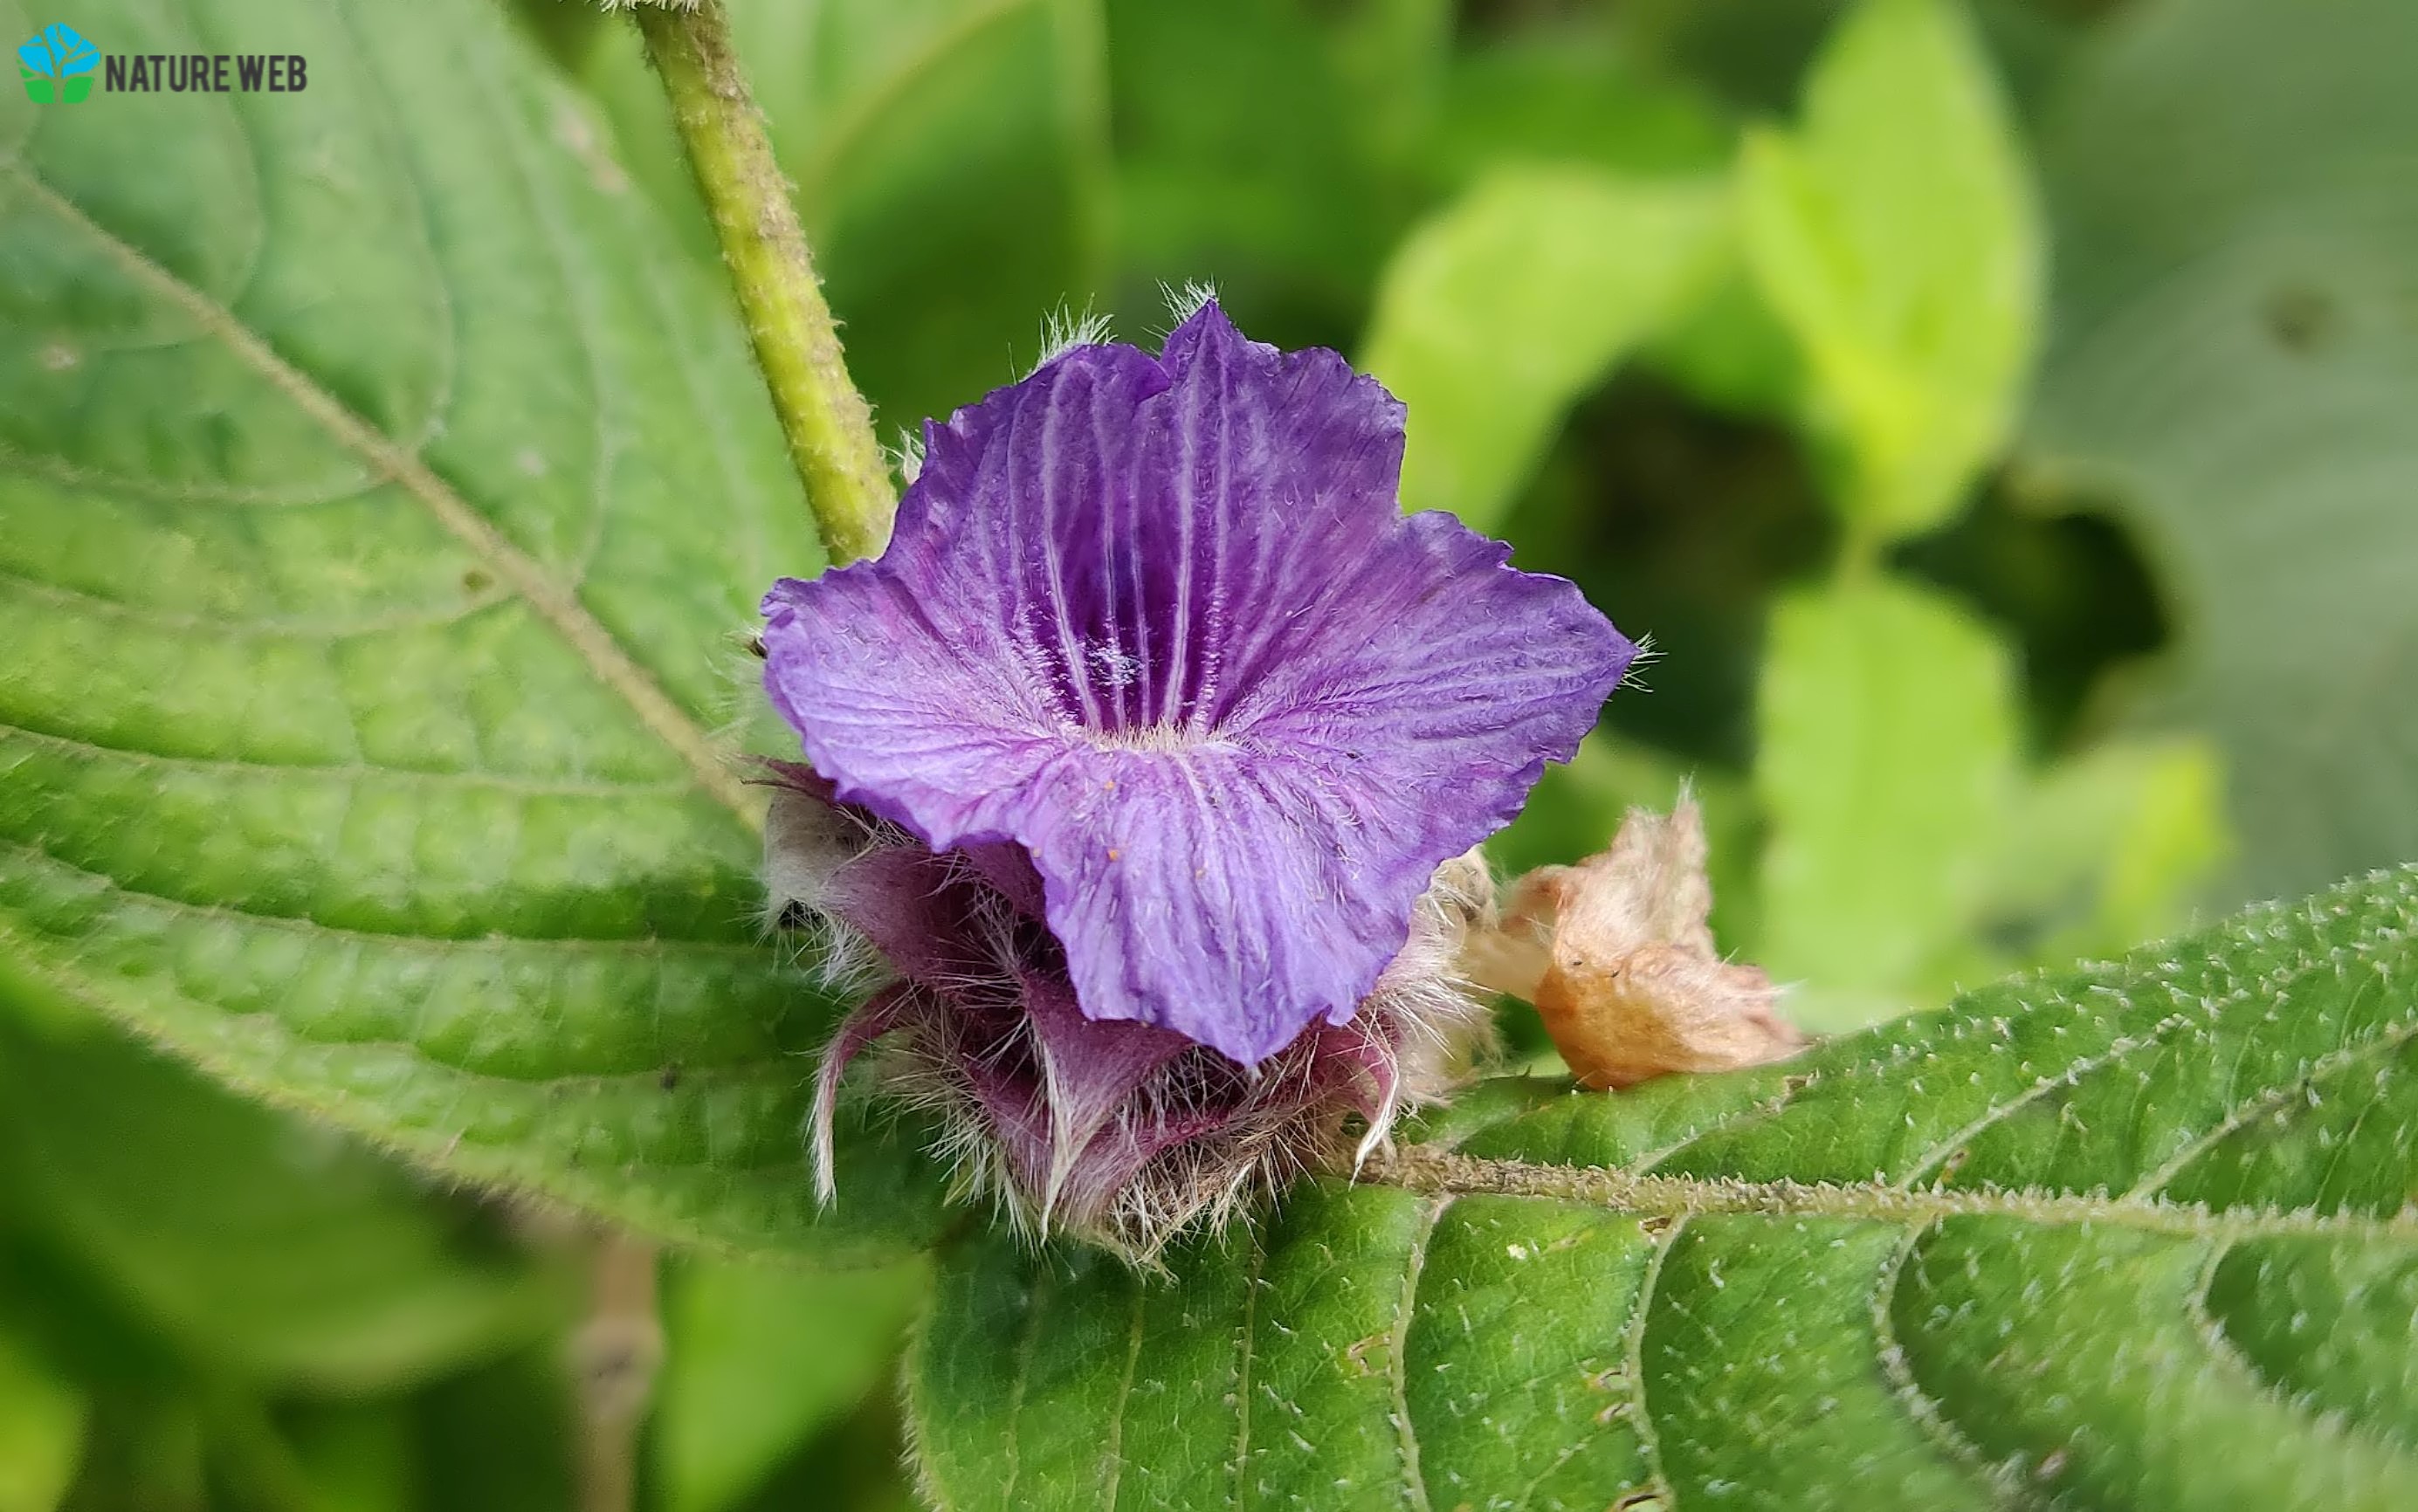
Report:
1361,168,1730,528
1753,576,2019,1027
1753,577,2226,1030
408,1349,580,1512
1740,0,2041,540
573,0,1110,434
656,1255,930,1512
1426,19,1731,189
0,1322,81,1512
281,1403,417,1512
0,0,942,1260
910,866,2418,1509
0,1012,545,1392
2026,0,2418,903
1986,735,2229,962
1103,0,1445,346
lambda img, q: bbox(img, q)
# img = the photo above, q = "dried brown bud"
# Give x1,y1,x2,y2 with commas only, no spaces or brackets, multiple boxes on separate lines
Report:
1467,795,1802,1089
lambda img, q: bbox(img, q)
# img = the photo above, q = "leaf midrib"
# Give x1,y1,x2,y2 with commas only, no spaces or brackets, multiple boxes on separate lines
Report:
1369,1145,2418,1244
3,163,763,834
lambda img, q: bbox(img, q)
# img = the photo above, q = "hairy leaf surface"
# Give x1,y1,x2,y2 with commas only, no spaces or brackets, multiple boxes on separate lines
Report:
0,0,941,1259
912,867,2418,1509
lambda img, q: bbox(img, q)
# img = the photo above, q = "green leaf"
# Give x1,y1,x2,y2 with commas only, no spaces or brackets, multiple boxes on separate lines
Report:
910,865,2418,1509
1754,577,2020,1028
414,1348,579,1512
658,1256,930,1512
1637,268,1807,420
1362,168,1730,527
1739,0,2041,541
800,0,1108,432
2025,0,2418,904
0,0,943,1259
0,1324,81,1512
0,1013,544,1392
1753,579,2227,1030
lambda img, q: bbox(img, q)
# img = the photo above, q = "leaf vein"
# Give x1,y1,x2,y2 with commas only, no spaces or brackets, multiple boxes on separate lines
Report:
1388,1194,1446,1512
454,23,619,603
1,163,760,831
0,437,381,507
0,837,771,955
1230,1225,1269,1512
324,0,465,464
1869,1224,2037,1507
1368,1146,2418,1245
2182,1237,2418,1464
2132,996,2418,1199
2,930,816,1147
1623,1218,1682,1510
0,560,515,637
0,720,692,799
1095,1273,1146,1512
997,1259,1054,1509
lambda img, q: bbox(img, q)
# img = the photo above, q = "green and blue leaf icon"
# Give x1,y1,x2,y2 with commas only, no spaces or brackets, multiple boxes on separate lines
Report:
18,22,99,103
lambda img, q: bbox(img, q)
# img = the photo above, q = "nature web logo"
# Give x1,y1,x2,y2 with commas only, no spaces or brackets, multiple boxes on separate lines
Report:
19,22,98,102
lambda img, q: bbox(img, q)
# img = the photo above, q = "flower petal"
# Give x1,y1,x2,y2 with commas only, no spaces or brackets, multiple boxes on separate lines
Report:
763,302,1632,1064
759,338,1168,840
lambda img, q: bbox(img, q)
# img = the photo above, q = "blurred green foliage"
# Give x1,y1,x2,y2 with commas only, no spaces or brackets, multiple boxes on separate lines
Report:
656,1258,926,1512
1363,167,1729,526
1739,0,2040,543
3,0,2408,1503
2027,0,2418,903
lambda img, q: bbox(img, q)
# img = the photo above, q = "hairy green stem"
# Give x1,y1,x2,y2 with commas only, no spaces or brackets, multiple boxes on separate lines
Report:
635,0,896,565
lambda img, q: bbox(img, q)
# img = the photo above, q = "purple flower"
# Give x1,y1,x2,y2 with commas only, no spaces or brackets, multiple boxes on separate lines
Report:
761,302,1634,1068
